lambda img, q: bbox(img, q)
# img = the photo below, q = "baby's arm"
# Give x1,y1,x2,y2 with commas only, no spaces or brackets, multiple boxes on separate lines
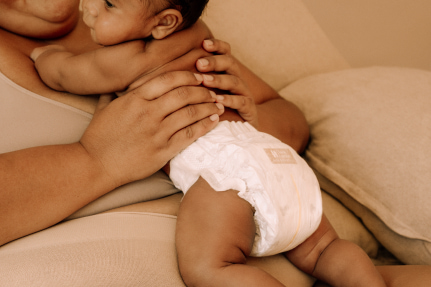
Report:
31,41,148,95
31,20,213,95
285,215,386,287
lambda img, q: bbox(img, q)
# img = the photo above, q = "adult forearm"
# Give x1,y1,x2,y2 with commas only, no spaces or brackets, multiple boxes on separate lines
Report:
0,70,223,246
0,143,115,246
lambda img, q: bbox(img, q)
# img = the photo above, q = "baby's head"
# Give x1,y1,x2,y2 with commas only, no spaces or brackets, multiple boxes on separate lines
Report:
82,0,209,46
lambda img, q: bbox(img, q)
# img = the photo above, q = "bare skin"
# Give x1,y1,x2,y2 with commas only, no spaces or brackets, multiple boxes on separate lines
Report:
31,21,214,95
174,169,385,286
0,0,80,39
172,42,431,286
2,2,430,286
0,5,308,248
0,11,225,246
285,216,385,287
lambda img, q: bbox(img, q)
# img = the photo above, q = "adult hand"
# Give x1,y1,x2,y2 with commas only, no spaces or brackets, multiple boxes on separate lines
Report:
196,38,309,153
80,71,223,187
196,39,258,128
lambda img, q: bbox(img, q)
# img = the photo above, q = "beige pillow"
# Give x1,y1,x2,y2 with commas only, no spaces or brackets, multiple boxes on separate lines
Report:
280,67,431,265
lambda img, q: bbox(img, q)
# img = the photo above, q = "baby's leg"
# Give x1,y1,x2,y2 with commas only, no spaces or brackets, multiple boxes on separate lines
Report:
284,214,386,287
0,0,79,38
176,177,284,287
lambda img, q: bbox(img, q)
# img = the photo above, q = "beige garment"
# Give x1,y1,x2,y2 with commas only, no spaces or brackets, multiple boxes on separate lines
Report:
0,70,180,218
0,70,185,286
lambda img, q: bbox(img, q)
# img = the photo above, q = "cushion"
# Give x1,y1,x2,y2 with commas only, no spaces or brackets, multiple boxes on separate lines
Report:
280,66,431,265
0,212,315,286
66,171,179,220
202,0,349,91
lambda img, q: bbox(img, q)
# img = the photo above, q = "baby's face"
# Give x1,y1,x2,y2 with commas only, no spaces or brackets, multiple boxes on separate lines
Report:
82,0,156,46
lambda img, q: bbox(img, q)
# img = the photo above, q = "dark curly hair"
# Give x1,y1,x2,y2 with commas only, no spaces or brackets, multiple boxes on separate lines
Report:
158,0,209,29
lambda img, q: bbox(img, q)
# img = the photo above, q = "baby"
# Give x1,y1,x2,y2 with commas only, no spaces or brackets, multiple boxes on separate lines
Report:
31,0,212,96
31,0,386,286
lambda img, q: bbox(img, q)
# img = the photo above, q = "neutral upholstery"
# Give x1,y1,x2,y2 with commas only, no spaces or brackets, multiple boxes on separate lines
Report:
281,67,431,265
202,0,350,91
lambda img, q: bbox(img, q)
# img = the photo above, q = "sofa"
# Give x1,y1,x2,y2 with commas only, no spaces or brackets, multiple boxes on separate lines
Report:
1,0,430,286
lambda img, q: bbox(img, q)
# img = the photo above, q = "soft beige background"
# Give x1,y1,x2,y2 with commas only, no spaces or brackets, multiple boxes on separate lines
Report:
302,0,431,71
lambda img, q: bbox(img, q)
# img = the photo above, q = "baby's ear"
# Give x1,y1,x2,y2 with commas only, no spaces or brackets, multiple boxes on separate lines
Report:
151,9,183,39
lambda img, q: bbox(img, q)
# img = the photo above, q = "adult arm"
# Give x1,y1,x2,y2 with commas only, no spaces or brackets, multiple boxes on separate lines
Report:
0,71,222,246
197,39,309,153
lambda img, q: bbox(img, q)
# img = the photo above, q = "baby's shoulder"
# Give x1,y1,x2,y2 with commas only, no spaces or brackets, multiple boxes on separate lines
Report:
97,40,148,61
115,39,147,55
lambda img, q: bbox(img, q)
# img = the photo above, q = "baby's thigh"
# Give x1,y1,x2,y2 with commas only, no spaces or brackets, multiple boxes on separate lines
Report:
176,177,256,266
284,214,338,274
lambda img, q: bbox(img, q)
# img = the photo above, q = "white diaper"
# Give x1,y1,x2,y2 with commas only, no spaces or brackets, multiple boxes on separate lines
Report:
170,121,322,256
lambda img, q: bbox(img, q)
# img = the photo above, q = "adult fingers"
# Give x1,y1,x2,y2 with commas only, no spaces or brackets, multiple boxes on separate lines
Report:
201,73,250,96
217,94,258,127
165,108,222,158
198,39,235,74
152,84,219,121
215,94,253,112
161,101,224,139
128,71,204,101
202,39,232,55
196,54,239,75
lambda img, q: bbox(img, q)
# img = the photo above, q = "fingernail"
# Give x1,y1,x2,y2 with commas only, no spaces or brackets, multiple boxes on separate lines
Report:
194,73,203,82
216,95,224,101
198,58,209,67
216,103,224,110
204,39,213,47
209,90,216,99
210,114,219,121
203,74,214,82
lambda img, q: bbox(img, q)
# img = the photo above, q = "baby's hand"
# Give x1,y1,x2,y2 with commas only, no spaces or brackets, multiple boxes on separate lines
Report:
30,44,67,62
197,39,258,128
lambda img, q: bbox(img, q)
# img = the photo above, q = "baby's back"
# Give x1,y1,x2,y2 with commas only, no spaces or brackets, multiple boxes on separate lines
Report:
118,21,213,96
